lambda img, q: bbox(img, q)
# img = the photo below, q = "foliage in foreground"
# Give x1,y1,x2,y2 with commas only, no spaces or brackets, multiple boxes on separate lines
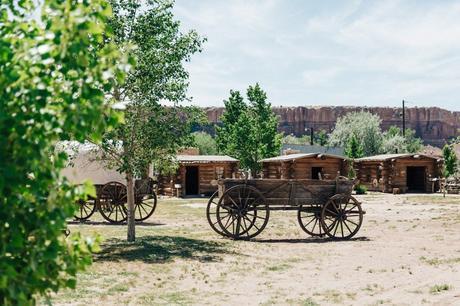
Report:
216,84,282,175
0,0,127,304
96,0,205,241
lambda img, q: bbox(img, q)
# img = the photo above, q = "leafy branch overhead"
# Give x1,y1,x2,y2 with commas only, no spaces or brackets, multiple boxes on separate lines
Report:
0,0,129,304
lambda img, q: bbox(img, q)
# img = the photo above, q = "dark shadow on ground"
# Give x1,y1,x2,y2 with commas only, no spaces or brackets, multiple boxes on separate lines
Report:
252,236,370,244
94,235,236,263
68,220,165,227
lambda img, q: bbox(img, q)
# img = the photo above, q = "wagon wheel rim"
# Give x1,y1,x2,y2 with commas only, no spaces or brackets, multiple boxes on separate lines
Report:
134,193,157,222
99,181,128,224
321,195,363,240
133,178,157,222
74,198,97,221
297,204,325,237
216,185,269,239
206,191,231,237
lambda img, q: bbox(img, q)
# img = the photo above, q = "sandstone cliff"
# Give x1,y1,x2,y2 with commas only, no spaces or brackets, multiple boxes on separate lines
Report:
204,106,460,147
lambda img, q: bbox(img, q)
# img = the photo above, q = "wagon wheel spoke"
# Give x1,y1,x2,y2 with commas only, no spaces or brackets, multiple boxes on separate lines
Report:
136,204,143,220
340,220,344,238
243,214,260,232
343,219,353,234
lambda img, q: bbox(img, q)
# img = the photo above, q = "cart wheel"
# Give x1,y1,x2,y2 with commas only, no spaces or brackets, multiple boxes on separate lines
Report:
74,198,97,221
321,194,363,240
134,192,157,222
206,191,230,237
297,204,325,237
216,184,269,239
99,181,128,224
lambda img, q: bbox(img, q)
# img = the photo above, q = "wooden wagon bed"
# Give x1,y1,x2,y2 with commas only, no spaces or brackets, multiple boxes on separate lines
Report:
207,177,364,240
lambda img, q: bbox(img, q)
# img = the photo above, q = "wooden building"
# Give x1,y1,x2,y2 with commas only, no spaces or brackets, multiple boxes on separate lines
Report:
354,154,443,193
158,155,239,197
260,153,348,180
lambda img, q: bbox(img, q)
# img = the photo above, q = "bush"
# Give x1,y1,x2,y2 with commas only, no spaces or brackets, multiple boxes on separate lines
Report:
0,1,127,304
355,184,368,195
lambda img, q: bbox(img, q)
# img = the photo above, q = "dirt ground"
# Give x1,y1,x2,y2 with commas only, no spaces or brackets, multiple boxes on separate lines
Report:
44,193,460,306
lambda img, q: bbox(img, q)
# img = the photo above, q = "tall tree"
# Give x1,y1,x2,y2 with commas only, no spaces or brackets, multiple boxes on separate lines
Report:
96,0,205,241
442,144,458,177
328,111,383,156
381,126,423,154
0,0,127,303
345,134,364,159
217,84,282,175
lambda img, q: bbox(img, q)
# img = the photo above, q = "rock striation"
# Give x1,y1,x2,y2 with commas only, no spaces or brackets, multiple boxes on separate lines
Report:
204,106,460,147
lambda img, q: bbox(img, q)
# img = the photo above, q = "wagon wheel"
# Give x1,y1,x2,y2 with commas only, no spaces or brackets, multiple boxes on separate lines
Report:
74,198,97,221
206,191,231,237
321,194,363,240
134,179,157,222
216,185,269,239
99,181,128,224
297,204,325,237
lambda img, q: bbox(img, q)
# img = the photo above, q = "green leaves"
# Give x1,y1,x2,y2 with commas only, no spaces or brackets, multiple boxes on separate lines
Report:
329,111,383,157
217,84,282,175
0,0,127,304
442,144,458,177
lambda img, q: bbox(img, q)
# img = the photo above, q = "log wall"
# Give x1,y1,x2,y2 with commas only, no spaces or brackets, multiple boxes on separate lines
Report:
356,157,442,193
262,156,346,180
158,162,238,197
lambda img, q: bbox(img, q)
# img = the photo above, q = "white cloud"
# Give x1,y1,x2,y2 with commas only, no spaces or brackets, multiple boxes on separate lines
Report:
174,0,460,111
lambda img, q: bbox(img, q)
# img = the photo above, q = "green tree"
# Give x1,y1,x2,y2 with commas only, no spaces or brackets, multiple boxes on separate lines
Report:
282,134,311,145
442,144,458,177
345,134,364,159
314,129,329,146
328,111,383,156
0,0,127,304
344,134,363,179
95,0,205,241
381,126,423,154
217,84,282,175
192,132,218,155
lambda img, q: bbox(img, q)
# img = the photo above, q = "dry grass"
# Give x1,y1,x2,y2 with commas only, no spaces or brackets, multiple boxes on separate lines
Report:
40,193,460,305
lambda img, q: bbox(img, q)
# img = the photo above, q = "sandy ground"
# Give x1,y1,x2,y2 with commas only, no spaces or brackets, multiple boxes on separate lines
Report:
45,193,460,306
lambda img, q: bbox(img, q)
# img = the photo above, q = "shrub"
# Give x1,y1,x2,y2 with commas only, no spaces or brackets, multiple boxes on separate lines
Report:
355,184,368,195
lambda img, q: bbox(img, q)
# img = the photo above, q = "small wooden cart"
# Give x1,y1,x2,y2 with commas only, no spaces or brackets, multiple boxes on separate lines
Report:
75,178,157,223
62,147,157,223
206,177,364,240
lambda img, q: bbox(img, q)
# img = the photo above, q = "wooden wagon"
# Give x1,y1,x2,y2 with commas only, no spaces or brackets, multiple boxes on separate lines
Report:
75,179,157,223
206,177,364,240
62,147,157,223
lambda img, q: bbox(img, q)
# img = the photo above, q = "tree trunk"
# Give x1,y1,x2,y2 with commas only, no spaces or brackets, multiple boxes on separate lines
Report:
126,172,136,242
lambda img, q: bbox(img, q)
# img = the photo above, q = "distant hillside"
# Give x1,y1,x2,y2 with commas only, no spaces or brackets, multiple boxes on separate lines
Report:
205,106,460,148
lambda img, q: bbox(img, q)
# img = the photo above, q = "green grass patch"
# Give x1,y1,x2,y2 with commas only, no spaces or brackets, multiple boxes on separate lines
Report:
429,284,451,294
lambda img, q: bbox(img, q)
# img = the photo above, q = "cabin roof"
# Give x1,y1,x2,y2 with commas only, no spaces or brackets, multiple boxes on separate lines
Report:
355,153,441,162
177,155,238,164
260,153,346,163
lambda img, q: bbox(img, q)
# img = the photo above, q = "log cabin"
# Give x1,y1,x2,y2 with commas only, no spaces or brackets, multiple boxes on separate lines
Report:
260,153,348,180
157,155,239,197
354,153,443,193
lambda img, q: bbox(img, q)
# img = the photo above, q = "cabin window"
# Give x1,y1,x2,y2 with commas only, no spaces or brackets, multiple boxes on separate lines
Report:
312,167,323,180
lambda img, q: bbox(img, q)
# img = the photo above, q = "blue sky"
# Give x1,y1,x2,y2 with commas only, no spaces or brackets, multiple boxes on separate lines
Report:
174,0,460,111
